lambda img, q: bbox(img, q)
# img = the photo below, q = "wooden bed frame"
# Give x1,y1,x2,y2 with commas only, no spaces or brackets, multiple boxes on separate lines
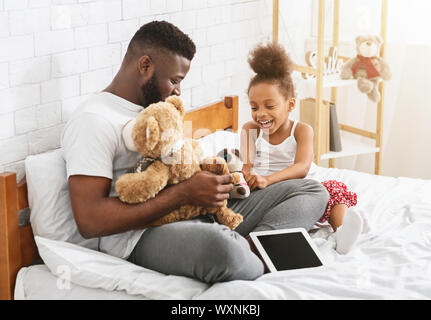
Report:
0,95,239,300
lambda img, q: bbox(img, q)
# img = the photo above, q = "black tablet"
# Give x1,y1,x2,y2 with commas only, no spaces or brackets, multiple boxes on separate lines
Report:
249,228,325,272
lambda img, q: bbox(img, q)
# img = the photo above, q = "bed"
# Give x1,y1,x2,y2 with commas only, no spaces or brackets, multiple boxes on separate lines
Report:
1,95,431,300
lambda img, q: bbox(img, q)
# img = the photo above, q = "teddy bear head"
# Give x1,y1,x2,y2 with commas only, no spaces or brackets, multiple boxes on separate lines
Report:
217,148,244,173
123,95,186,160
217,148,250,199
355,35,382,58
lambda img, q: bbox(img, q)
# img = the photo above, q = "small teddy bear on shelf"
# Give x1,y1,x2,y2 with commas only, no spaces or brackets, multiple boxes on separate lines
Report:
340,35,391,103
217,148,250,200
116,96,243,230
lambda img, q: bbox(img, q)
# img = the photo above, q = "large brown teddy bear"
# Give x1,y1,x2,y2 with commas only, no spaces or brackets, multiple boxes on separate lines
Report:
115,96,243,230
340,35,391,103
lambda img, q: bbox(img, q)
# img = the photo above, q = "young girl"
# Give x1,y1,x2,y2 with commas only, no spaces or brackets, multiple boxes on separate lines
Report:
241,42,366,254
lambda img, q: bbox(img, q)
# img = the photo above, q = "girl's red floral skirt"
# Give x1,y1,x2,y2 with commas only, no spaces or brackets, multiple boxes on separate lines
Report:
319,180,357,223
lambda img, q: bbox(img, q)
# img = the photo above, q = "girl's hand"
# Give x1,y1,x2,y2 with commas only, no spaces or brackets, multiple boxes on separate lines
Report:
242,163,253,177
242,168,251,178
245,173,269,191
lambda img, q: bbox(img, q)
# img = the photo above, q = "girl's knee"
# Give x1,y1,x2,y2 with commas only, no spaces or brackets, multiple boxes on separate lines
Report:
309,179,330,202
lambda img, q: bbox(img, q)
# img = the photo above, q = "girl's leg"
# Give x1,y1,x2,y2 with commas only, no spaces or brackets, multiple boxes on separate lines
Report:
229,179,329,236
328,204,348,231
322,180,362,254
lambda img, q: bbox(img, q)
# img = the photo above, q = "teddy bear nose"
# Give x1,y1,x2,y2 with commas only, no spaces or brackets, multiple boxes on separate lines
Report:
237,187,246,195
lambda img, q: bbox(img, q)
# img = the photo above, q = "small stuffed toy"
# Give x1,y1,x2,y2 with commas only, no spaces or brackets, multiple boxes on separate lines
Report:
217,148,250,199
340,35,391,103
116,96,243,230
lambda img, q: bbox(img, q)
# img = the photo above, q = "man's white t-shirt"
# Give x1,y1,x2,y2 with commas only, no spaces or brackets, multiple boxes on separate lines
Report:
61,92,145,259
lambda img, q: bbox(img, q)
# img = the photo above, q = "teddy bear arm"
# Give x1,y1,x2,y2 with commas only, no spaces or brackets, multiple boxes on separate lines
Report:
143,204,202,228
215,207,243,230
231,172,241,184
229,172,250,199
142,208,183,228
378,58,392,80
116,160,170,204
201,156,230,175
340,58,357,79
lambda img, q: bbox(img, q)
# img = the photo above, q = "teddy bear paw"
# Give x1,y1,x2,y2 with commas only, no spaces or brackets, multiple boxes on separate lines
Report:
367,89,381,103
340,68,352,80
357,77,374,94
229,214,244,230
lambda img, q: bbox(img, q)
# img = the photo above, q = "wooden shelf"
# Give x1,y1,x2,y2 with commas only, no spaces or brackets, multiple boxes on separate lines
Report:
273,0,388,175
293,72,357,90
320,133,380,160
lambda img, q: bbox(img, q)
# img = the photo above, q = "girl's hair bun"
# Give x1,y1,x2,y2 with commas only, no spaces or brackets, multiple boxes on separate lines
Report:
248,42,293,79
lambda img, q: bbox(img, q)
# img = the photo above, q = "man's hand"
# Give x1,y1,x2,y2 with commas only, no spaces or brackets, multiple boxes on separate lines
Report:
244,173,269,191
180,171,233,207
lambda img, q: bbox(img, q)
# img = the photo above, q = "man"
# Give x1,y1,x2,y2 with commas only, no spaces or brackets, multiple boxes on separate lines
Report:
63,21,329,283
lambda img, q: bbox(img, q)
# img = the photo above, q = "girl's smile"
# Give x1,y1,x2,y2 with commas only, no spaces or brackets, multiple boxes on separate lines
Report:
248,82,295,137
257,119,274,130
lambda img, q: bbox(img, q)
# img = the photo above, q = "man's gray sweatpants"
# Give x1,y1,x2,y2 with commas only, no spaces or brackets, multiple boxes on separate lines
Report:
128,179,329,283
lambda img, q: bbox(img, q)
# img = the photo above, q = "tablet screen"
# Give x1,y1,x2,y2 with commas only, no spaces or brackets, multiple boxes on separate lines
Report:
256,232,323,271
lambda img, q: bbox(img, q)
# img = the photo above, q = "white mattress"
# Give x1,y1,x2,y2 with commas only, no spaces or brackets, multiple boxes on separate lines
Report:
15,166,431,300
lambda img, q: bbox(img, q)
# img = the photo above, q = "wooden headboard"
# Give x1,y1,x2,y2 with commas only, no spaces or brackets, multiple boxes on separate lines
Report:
0,95,238,300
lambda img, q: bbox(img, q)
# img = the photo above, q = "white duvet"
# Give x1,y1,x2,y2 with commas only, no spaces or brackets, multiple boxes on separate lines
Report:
16,165,431,300
197,167,431,299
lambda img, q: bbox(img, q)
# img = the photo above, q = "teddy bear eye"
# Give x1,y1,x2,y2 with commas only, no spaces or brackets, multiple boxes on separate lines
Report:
223,154,231,163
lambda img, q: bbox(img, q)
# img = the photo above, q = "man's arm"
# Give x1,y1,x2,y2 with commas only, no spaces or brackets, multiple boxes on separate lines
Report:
69,171,233,239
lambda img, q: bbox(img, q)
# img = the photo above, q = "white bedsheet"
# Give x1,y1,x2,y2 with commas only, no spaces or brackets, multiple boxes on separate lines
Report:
16,166,431,299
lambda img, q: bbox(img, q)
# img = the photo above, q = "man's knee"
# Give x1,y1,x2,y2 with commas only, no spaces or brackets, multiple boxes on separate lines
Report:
198,224,264,283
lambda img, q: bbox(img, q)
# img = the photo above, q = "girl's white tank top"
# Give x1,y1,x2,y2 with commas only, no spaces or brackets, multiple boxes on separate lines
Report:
252,120,299,176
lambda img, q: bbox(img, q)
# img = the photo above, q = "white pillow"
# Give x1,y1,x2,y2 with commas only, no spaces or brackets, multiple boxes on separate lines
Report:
197,130,240,159
25,149,98,250
35,236,209,299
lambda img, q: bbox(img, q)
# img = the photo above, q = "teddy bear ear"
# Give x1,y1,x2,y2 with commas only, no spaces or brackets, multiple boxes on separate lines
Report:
144,116,159,151
165,95,185,116
355,35,366,47
373,35,383,46
233,148,242,161
216,148,228,159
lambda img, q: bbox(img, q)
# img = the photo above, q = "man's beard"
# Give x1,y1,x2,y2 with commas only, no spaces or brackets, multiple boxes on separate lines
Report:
140,73,163,108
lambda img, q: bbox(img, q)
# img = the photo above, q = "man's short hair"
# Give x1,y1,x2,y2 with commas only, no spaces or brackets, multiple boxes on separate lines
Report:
127,21,196,61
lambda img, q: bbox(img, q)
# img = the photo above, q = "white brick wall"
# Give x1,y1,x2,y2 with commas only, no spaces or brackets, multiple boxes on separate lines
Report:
0,0,279,179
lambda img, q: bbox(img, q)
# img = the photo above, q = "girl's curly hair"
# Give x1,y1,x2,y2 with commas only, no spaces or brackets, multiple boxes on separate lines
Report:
247,42,295,99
